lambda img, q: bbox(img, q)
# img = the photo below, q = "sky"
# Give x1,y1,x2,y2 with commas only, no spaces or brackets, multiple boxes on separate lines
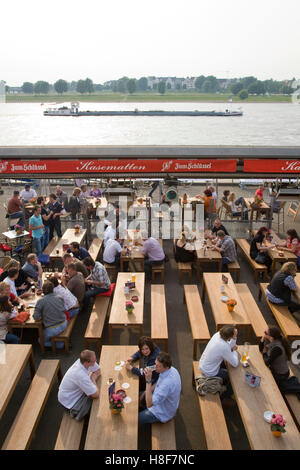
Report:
1,0,300,86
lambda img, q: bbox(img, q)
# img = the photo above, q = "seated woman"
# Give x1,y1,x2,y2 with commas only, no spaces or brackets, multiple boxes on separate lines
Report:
0,259,31,296
0,281,21,306
0,294,19,344
125,336,161,390
266,262,300,318
259,325,291,391
276,229,300,269
174,233,196,263
196,189,216,218
228,192,248,220
250,226,272,272
222,190,230,202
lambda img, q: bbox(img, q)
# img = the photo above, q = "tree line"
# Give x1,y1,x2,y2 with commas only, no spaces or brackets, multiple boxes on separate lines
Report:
8,75,296,96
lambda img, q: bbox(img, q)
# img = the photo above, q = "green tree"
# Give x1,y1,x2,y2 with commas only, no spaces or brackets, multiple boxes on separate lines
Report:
158,81,166,94
54,79,68,94
127,79,136,94
76,79,86,94
34,81,50,94
231,82,244,95
239,89,248,100
248,80,265,95
167,82,172,90
241,76,257,89
22,82,34,94
138,77,148,91
175,82,181,90
280,84,293,94
85,78,94,93
195,75,205,91
117,77,128,93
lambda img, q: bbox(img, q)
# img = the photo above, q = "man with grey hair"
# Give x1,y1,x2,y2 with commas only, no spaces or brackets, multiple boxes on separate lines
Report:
58,349,101,420
56,185,69,210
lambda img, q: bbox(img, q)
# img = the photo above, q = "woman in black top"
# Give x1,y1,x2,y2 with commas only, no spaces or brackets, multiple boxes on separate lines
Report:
174,233,196,263
250,226,272,271
0,259,31,294
259,325,291,389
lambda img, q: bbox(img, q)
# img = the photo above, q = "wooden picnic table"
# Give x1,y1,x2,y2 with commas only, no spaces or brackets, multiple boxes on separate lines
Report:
120,235,163,272
201,272,251,339
49,228,87,259
84,345,139,450
244,197,270,221
227,345,300,450
196,239,222,281
0,344,35,420
109,273,145,343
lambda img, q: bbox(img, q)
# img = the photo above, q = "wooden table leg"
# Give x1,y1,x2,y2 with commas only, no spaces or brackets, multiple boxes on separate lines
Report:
201,282,206,303
109,325,113,344
38,325,45,354
28,350,35,379
197,260,200,283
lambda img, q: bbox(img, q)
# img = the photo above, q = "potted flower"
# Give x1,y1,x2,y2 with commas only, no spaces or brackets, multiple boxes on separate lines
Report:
271,414,286,437
109,392,125,415
14,224,22,235
254,196,262,207
126,300,134,314
226,299,237,312
29,197,37,204
74,224,80,234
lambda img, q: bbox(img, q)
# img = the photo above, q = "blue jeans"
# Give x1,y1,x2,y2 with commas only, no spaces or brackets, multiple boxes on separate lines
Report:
216,368,233,398
42,226,50,251
222,257,231,271
9,211,25,226
43,319,68,349
83,287,110,311
138,408,160,427
68,307,80,318
4,333,19,344
33,236,44,257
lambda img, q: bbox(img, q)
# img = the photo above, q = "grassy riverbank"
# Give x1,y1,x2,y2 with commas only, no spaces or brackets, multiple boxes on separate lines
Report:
5,92,292,103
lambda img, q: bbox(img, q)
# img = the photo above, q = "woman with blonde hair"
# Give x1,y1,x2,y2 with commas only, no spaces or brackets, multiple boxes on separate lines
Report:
228,192,248,220
266,262,300,317
0,294,19,344
174,232,195,262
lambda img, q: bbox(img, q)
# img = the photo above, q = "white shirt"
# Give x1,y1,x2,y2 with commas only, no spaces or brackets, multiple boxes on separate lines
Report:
20,188,37,202
58,359,100,409
199,332,239,377
3,277,18,298
103,238,122,263
53,285,78,310
104,225,116,246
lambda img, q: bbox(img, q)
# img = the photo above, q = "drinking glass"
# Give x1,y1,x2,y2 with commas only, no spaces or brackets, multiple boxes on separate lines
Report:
241,342,250,363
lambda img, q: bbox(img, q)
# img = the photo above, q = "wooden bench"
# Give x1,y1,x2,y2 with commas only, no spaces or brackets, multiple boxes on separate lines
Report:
151,284,168,352
184,285,210,359
84,295,111,349
51,316,77,353
2,359,61,450
236,283,268,340
89,238,103,262
152,420,176,450
178,262,193,283
259,283,300,341
228,260,240,282
284,367,300,431
236,238,268,282
43,237,59,256
151,264,165,282
54,413,84,450
104,263,117,282
192,362,232,450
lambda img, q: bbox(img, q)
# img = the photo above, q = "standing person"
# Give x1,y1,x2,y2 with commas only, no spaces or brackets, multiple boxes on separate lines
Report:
7,190,25,226
67,242,90,261
276,229,300,268
89,184,102,198
56,185,69,210
62,263,86,309
250,226,272,271
33,281,68,349
29,205,44,257
68,188,81,221
49,276,79,318
199,326,239,400
48,193,63,240
222,190,230,202
211,230,237,270
83,258,111,304
0,295,19,344
20,184,37,203
79,184,89,214
266,262,300,317
137,231,165,276
138,352,181,427
58,350,100,421
208,186,217,202
125,337,161,389
197,189,216,218
254,184,265,201
36,196,51,250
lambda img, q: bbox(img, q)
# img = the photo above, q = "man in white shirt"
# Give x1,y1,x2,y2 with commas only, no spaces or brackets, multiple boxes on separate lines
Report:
20,184,37,202
58,350,101,421
199,325,239,400
103,221,116,247
103,238,123,266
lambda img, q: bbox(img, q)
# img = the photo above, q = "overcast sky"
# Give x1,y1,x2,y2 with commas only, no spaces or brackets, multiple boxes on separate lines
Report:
1,0,300,86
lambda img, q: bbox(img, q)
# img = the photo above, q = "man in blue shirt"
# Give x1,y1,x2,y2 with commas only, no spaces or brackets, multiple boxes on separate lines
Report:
138,352,181,427
29,205,44,256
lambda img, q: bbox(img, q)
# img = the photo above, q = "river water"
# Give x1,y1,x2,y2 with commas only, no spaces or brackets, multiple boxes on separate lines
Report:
0,102,299,147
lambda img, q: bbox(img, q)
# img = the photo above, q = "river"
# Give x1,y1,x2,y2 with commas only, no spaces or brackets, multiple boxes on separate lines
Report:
0,101,299,146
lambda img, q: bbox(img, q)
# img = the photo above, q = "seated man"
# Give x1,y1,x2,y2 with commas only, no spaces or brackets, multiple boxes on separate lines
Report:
58,349,100,421
103,221,116,247
103,237,123,266
49,276,80,318
138,231,165,275
20,183,37,203
83,258,111,308
208,218,229,240
62,262,86,310
7,190,25,226
199,326,239,401
138,351,181,427
211,230,237,270
22,253,43,286
67,241,90,261
33,281,68,349
61,253,89,280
